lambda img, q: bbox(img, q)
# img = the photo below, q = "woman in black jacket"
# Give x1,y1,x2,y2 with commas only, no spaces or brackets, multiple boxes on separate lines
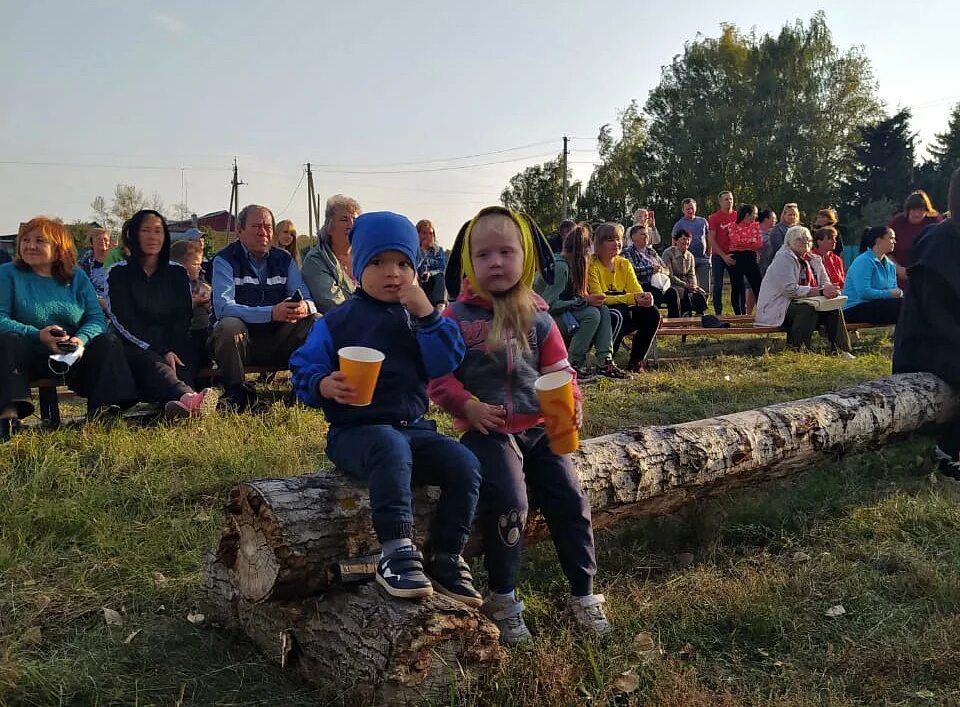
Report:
105,210,216,417
893,168,960,481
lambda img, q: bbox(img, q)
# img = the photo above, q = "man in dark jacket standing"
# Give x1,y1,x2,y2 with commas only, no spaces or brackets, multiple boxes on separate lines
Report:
893,168,960,480
209,204,318,410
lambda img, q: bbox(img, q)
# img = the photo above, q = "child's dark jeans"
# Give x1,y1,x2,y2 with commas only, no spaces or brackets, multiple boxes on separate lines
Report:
461,426,597,596
325,419,481,554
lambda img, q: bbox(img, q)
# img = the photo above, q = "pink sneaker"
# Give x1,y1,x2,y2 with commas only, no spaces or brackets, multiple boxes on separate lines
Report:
184,388,219,417
168,389,219,419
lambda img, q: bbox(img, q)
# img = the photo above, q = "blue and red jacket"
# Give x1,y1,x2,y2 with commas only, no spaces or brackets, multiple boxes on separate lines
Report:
428,283,580,434
290,290,465,427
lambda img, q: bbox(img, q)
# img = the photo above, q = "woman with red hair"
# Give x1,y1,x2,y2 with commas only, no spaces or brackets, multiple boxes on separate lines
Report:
0,217,138,439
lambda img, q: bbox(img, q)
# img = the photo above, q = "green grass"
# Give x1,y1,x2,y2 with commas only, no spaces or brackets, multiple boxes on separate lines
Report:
2,330,959,705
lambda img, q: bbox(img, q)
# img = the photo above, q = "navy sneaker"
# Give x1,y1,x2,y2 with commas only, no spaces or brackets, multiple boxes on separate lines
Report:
376,546,433,600
425,553,482,607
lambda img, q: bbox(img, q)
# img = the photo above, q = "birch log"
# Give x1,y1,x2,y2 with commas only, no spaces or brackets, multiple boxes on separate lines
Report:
202,372,955,702
212,373,956,603
201,553,504,706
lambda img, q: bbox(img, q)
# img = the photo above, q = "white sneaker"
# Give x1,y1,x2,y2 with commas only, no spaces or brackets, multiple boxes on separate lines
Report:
839,351,856,360
481,592,532,645
566,594,611,635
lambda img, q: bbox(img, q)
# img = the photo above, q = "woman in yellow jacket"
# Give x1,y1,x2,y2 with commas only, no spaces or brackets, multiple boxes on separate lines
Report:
588,223,661,372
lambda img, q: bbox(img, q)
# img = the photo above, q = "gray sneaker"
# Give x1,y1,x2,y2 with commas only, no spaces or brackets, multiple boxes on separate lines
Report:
481,592,532,645
566,594,611,635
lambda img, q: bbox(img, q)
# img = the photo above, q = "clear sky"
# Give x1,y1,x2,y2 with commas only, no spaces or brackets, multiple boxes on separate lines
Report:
1,1,957,245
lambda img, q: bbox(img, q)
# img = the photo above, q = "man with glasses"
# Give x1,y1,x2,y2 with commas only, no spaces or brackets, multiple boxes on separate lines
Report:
209,204,318,410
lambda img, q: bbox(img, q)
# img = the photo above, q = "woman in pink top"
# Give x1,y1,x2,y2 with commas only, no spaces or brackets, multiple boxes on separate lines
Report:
888,190,943,281
727,204,763,315
812,226,846,289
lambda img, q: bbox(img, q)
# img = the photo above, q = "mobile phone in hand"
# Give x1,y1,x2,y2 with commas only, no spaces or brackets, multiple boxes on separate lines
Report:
57,340,79,353
288,289,303,303
50,327,67,338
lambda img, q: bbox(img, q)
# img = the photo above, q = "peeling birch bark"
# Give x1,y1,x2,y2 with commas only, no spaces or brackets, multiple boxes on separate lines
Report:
202,372,955,701
213,373,956,602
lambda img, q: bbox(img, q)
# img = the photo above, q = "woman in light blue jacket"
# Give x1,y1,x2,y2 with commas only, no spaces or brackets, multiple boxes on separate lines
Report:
843,226,903,325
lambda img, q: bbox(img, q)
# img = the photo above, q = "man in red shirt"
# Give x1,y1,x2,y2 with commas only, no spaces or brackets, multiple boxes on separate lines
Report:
707,190,738,314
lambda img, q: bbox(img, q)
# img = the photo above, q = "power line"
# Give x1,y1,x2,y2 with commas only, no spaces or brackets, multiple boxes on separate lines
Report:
308,152,558,175
315,180,497,197
276,170,306,217
0,150,561,177
0,159,225,172
907,95,960,109
307,139,558,168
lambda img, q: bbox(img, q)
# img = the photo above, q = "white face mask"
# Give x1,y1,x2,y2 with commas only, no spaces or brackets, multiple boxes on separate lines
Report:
48,344,85,374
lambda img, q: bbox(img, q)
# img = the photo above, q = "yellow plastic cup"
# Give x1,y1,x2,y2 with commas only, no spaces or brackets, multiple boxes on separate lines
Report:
534,370,579,455
337,346,385,406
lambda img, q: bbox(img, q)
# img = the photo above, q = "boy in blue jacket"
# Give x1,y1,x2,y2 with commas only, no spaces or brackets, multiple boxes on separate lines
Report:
290,212,482,605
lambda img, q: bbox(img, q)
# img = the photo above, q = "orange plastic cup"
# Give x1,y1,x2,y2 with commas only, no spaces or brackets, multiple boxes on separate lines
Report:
337,346,385,406
534,370,579,455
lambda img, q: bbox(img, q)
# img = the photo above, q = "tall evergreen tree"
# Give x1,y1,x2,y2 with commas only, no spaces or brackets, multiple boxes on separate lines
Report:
917,101,960,210
840,108,916,223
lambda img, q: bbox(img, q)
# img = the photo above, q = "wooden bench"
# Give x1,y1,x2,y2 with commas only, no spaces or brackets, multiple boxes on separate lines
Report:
659,314,756,328
656,321,881,337
648,319,889,363
28,365,287,427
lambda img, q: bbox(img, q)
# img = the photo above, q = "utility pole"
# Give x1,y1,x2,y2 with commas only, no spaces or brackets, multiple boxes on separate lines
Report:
227,157,246,241
561,136,569,220
306,162,320,241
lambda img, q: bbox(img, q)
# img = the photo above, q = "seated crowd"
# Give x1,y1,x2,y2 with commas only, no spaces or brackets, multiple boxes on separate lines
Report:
0,184,949,436
1,171,958,640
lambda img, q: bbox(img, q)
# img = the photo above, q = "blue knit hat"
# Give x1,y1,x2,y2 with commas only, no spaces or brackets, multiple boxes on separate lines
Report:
349,211,420,281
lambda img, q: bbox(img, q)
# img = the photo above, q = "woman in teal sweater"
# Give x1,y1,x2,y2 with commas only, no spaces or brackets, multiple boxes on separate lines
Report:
842,226,903,325
0,217,137,439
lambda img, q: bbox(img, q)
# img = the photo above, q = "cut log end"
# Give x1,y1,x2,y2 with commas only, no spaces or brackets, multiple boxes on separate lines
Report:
234,522,279,603
202,553,505,705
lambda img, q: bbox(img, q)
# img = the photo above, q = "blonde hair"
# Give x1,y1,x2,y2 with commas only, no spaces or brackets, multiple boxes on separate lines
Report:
274,219,301,266
470,210,537,353
591,222,624,251
87,227,110,247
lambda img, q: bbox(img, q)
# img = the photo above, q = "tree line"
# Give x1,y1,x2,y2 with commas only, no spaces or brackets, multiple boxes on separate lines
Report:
501,13,960,234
